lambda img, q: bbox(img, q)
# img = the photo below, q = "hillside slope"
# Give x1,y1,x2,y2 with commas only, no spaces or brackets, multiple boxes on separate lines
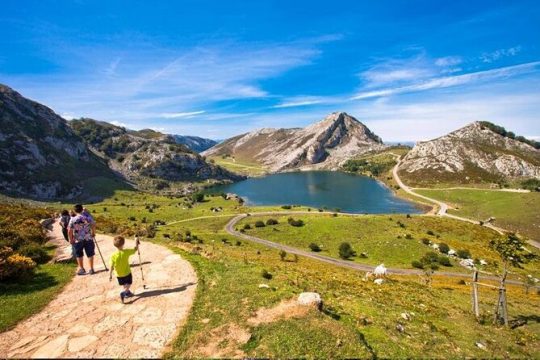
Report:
0,84,118,199
70,119,242,187
203,112,385,172
173,135,217,153
399,121,540,186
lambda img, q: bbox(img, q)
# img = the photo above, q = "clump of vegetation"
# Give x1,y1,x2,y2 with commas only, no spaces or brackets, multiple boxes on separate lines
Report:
338,242,356,260
479,121,540,149
287,218,304,227
438,243,450,254
254,220,266,228
309,243,322,252
243,223,252,230
261,269,273,280
266,218,279,225
281,205,292,209
279,250,287,261
457,249,471,259
192,192,205,203
521,178,540,192
412,251,451,269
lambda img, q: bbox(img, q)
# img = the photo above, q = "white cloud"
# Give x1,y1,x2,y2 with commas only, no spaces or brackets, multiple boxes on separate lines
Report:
481,46,522,63
352,61,540,100
435,56,462,67
160,111,206,119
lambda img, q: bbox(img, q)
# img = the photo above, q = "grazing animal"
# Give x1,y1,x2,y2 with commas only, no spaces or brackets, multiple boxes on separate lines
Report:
374,263,387,278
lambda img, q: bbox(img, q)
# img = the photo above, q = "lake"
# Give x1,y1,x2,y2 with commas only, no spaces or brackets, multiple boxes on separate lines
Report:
210,171,421,214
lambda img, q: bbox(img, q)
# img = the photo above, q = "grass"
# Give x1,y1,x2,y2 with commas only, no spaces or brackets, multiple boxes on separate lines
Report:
208,156,268,176
416,189,540,240
236,213,539,277
0,262,75,332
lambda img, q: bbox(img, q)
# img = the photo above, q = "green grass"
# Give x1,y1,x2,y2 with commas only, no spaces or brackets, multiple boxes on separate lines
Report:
208,156,268,176
236,213,539,277
0,262,75,332
416,189,540,240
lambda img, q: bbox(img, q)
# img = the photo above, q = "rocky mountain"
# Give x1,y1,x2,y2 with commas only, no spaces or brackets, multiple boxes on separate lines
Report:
70,119,242,188
399,121,540,186
0,84,117,199
202,112,385,171
173,135,217,153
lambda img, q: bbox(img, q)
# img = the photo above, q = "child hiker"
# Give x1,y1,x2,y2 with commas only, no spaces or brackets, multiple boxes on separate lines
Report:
109,236,140,303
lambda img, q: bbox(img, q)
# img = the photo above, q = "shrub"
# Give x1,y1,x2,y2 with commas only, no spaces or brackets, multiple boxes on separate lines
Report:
266,219,279,225
438,243,450,254
288,218,304,227
421,238,431,245
339,242,355,259
254,221,266,228
18,243,51,264
261,269,273,280
421,251,440,264
243,224,252,230
235,240,242,246
405,234,413,240
191,192,205,203
0,247,36,281
281,205,292,209
457,249,471,259
438,256,452,267
279,250,287,261
429,263,440,271
411,260,424,269
309,243,322,252
426,230,435,236
128,216,136,221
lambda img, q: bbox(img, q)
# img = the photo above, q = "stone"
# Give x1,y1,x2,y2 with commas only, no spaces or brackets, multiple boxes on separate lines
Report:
31,335,69,359
475,341,487,350
258,284,270,289
132,325,176,349
374,278,384,285
67,335,98,353
297,292,322,309
400,312,411,321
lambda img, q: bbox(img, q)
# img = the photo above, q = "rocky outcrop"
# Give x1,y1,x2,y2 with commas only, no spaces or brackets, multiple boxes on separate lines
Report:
0,84,114,199
202,112,385,171
399,122,540,185
70,119,242,184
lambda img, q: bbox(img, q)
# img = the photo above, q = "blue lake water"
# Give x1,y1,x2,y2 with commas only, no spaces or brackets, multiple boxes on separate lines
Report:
210,171,421,214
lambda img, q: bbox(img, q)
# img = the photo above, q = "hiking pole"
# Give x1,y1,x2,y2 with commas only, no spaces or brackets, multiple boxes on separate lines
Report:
136,236,146,289
93,236,108,271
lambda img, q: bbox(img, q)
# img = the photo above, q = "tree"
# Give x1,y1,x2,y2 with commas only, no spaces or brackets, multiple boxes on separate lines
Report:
339,242,356,260
309,243,321,252
191,192,205,203
438,243,450,254
279,250,287,261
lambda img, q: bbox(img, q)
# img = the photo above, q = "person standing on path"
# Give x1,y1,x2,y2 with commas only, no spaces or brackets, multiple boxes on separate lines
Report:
68,204,96,275
59,210,70,242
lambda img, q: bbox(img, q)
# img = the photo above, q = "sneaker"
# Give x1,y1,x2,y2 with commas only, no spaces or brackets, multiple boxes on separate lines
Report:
77,268,86,276
120,291,126,304
88,269,95,275
125,290,134,297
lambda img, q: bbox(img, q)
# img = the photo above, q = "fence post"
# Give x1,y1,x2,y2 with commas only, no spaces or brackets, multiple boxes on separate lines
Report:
471,270,480,319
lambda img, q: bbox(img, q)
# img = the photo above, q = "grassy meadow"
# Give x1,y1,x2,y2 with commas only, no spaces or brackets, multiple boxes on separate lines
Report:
416,189,540,240
65,190,540,358
208,156,268,176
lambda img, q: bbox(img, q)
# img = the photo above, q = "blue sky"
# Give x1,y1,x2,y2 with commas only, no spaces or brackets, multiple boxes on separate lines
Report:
1,0,539,141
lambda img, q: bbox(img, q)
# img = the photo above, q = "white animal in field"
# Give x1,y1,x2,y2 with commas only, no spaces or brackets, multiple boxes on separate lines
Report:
374,264,387,278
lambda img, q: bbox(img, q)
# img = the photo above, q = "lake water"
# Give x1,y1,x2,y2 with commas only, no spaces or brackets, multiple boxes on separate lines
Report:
210,171,421,214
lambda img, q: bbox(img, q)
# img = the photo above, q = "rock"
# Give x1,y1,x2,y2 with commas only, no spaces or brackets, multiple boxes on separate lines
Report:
67,335,98,353
460,259,475,268
297,292,323,309
258,284,270,289
448,249,456,256
396,324,405,333
31,335,69,359
374,278,384,285
475,341,487,350
479,259,488,266
374,263,387,277
400,312,411,321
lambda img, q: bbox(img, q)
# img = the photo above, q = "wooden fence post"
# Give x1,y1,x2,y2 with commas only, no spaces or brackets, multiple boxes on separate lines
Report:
471,270,480,319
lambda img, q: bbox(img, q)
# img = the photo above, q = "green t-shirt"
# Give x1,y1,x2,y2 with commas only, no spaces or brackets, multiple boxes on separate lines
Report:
110,248,136,277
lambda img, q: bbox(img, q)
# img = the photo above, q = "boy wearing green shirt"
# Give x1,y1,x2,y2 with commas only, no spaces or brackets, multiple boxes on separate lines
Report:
109,236,140,303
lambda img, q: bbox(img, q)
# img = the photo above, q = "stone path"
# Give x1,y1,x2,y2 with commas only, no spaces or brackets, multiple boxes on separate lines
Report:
0,221,197,359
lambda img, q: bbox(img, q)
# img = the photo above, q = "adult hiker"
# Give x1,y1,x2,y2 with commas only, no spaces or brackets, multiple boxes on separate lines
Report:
59,210,71,242
68,204,96,275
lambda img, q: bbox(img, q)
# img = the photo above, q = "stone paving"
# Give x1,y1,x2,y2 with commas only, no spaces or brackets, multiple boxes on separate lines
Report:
0,221,197,358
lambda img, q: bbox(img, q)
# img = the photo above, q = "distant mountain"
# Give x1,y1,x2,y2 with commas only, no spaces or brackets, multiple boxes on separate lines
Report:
70,119,242,188
172,135,217,153
0,84,118,199
202,112,385,171
399,121,540,186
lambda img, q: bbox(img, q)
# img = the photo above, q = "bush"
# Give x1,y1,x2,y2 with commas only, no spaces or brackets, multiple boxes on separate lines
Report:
309,243,321,252
266,219,279,225
405,234,413,240
339,242,355,260
438,243,450,254
18,243,51,264
429,263,440,271
243,224,252,230
421,251,439,264
191,192,205,203
281,205,292,209
0,247,36,281
254,221,266,228
261,269,273,280
457,249,471,259
427,230,435,236
279,250,287,261
421,238,431,245
288,218,304,227
438,256,452,267
411,260,424,269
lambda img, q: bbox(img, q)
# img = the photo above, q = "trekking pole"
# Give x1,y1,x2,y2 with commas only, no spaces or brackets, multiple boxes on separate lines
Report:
136,236,146,289
93,236,108,271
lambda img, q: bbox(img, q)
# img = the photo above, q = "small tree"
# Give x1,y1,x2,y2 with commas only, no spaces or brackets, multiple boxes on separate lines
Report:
309,243,321,252
438,243,450,254
191,192,205,203
339,242,356,260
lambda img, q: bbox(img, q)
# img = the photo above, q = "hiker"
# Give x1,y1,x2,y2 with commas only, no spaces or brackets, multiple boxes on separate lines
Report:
109,236,140,303
68,204,96,275
59,210,71,242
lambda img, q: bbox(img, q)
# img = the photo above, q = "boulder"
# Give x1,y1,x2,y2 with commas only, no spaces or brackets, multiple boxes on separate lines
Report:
297,292,322,310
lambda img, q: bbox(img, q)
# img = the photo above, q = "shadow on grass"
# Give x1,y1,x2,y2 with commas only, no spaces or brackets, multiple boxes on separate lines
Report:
128,282,197,303
0,271,59,296
510,314,540,329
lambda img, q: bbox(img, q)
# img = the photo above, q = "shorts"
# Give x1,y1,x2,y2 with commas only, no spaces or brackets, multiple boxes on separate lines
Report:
73,239,95,258
117,273,133,286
